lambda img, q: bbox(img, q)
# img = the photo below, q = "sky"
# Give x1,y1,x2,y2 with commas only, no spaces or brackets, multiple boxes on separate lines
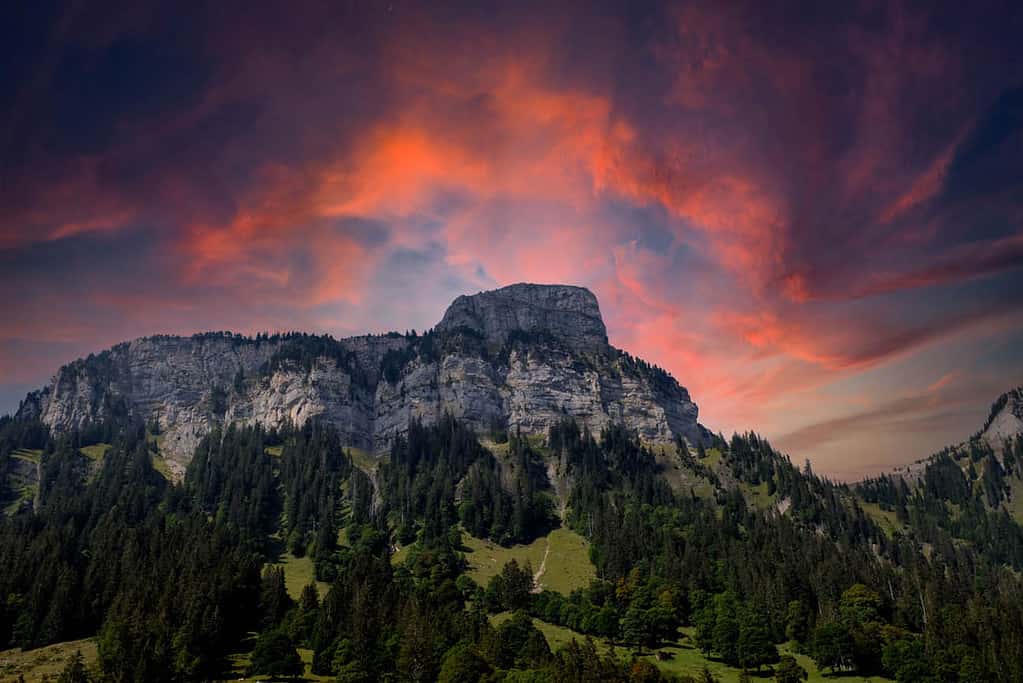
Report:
1,1,1022,480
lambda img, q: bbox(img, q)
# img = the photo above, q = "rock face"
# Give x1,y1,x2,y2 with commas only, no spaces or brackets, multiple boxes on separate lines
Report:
17,284,706,477
437,283,608,350
983,386,1023,449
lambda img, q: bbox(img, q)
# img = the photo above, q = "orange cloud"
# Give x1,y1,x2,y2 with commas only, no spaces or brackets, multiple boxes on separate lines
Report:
3,0,1023,480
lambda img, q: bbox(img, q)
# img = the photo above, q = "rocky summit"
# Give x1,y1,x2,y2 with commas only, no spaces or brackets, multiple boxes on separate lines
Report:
983,386,1023,450
437,283,609,350
16,284,706,478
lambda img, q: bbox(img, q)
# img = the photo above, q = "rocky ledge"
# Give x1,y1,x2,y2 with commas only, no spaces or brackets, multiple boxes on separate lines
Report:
17,284,707,476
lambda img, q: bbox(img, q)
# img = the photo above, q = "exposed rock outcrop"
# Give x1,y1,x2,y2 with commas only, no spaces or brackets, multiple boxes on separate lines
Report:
983,386,1023,450
17,284,707,477
437,283,608,350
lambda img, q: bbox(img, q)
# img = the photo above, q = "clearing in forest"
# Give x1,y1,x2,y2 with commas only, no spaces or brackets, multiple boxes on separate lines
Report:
462,526,595,595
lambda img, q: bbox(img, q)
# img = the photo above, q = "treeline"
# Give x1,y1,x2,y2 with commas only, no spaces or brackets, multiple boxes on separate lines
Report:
855,433,1023,569
536,420,1023,681
0,415,48,456
0,424,263,680
0,417,367,680
272,533,683,682
5,412,1023,682
379,416,555,547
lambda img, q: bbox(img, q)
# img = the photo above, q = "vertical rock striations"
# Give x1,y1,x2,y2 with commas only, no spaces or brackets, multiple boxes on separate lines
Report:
16,284,707,476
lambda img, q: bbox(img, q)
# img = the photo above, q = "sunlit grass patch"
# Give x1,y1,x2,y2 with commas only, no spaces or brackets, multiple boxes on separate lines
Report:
79,443,110,462
462,526,594,594
0,638,98,682
278,553,330,600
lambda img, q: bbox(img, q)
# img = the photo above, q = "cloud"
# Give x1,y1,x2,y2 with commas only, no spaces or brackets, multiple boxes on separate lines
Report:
770,366,1014,479
1,0,1022,476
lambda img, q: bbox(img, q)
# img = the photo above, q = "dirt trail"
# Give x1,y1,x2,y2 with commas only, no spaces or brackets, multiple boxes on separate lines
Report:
532,536,551,593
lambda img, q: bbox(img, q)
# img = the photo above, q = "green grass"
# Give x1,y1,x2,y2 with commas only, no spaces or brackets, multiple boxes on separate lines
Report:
278,553,330,601
462,533,545,585
391,543,414,566
1002,477,1023,525
462,527,595,594
144,430,164,451
702,447,724,469
534,528,596,594
2,483,37,516
493,613,590,651
79,443,110,462
479,437,512,458
10,448,42,464
346,446,380,472
2,450,41,515
641,634,890,682
228,641,332,681
0,638,97,681
1006,493,1023,525
150,454,174,480
859,502,905,538
490,617,890,683
141,432,176,481
650,445,693,493
741,480,778,511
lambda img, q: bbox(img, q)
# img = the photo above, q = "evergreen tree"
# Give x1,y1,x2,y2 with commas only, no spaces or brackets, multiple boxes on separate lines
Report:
437,644,491,683
774,655,808,682
737,607,778,671
784,600,809,643
248,629,304,679
712,592,740,665
260,566,294,628
57,650,90,683
812,622,853,673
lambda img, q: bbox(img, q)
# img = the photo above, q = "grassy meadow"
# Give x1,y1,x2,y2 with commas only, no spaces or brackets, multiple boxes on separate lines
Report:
462,526,595,595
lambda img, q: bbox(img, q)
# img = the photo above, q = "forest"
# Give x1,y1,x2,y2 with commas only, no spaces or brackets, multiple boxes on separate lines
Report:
1,412,1023,682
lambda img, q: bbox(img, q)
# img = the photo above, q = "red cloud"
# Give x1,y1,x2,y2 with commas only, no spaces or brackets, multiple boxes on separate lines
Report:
2,1,1022,479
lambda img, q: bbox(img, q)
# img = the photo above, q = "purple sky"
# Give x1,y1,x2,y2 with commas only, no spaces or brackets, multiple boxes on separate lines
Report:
2,1,1022,479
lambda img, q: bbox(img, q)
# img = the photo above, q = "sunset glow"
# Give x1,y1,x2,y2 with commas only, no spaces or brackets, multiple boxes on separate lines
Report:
2,1,1022,479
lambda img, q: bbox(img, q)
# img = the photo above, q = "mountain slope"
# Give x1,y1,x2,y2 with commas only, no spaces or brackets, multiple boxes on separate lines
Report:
15,284,705,479
853,387,1023,572
3,286,1023,682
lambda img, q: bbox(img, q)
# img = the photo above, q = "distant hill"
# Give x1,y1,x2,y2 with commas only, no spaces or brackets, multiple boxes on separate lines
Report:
856,386,1023,533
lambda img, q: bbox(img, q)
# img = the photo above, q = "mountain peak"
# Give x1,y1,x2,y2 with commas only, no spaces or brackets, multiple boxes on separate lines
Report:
436,283,608,350
15,283,705,472
983,386,1023,446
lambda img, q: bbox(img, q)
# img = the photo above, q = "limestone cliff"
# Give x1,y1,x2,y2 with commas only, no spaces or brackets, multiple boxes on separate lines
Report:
16,284,707,478
983,386,1023,450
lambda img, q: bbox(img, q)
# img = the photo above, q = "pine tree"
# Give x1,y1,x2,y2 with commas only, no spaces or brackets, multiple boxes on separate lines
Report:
737,607,778,671
259,566,294,628
774,655,808,682
57,650,90,683
248,629,304,679
712,592,739,665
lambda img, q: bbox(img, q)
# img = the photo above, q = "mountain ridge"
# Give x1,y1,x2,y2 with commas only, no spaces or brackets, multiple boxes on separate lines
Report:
5,292,1023,681
15,284,706,479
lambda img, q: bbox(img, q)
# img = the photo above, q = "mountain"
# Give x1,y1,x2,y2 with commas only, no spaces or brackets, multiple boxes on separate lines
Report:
983,386,1023,449
856,386,1023,539
3,285,1023,682
15,283,704,479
